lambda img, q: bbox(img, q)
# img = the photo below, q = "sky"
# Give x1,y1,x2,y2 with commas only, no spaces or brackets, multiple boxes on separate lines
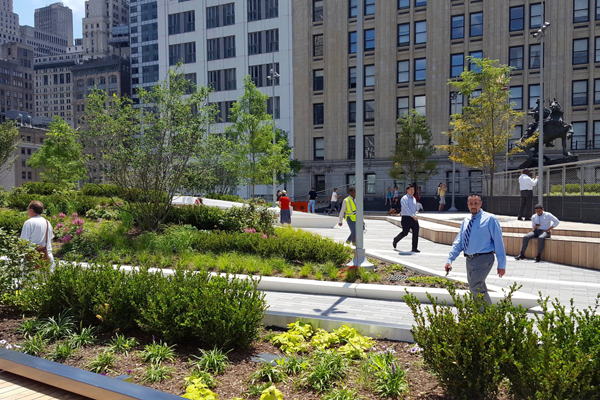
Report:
15,0,85,39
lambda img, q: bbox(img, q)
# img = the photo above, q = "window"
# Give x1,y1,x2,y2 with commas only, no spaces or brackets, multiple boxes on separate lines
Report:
364,65,375,87
509,46,524,70
509,125,523,150
415,0,426,6
451,15,464,40
597,0,600,19
267,0,278,18
168,43,181,65
168,13,180,35
446,171,461,194
248,0,260,21
266,29,279,52
450,92,463,115
208,71,221,91
349,67,357,88
414,95,426,115
510,86,523,109
365,29,375,51
573,38,589,64
313,0,323,21
313,103,324,125
365,173,376,194
470,12,483,37
594,121,600,148
248,32,261,55
349,31,357,54
510,6,524,31
364,100,375,122
314,138,324,160
397,97,409,117
451,53,464,77
529,44,541,69
469,51,483,72
595,37,600,62
315,175,326,192
398,0,409,9
574,0,589,23
572,80,588,106
348,137,356,159
530,3,543,29
414,21,426,44
398,23,410,46
469,171,483,194
184,11,195,32
224,36,236,58
313,70,324,91
364,137,375,160
349,101,356,123
224,3,235,25
528,84,540,109
225,69,236,90
365,0,375,15
349,0,357,17
313,34,324,56
414,58,426,81
571,122,587,150
397,60,409,83
595,79,600,104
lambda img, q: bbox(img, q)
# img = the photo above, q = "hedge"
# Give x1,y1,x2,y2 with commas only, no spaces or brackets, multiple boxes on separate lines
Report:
6,192,115,216
166,204,275,234
0,209,28,233
550,183,600,194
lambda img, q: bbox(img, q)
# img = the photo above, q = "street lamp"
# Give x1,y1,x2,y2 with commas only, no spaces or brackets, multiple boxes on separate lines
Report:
267,66,280,207
532,21,550,205
448,92,458,212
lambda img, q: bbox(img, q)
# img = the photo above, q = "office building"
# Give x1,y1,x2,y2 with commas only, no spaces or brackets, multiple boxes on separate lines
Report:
291,0,600,199
19,25,69,57
0,0,20,45
34,2,74,46
0,126,48,191
129,0,159,102
0,42,34,119
82,0,130,59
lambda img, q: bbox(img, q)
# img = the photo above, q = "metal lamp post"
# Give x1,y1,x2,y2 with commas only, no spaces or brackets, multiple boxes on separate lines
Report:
532,21,550,205
348,0,372,268
268,67,280,207
449,92,458,212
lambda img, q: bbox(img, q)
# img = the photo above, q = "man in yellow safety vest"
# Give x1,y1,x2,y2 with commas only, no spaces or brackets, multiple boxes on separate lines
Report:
338,187,357,245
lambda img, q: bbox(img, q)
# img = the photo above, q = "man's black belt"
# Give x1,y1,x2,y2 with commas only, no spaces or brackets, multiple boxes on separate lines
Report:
464,251,494,260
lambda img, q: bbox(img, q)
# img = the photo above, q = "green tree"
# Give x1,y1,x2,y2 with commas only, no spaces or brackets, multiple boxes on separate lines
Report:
82,68,214,230
438,58,524,209
0,122,19,175
226,76,291,198
390,109,438,187
275,128,301,186
27,117,87,187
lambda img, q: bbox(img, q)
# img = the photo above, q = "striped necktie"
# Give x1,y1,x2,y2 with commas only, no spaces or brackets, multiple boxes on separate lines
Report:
463,214,476,253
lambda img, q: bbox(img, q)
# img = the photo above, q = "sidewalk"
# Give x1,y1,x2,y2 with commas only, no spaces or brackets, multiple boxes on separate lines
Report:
302,217,600,311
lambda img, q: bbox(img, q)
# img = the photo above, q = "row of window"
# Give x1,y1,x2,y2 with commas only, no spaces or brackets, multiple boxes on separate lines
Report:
450,13,483,40
168,11,195,35
206,3,235,28
313,136,376,162
210,97,280,122
508,80,600,110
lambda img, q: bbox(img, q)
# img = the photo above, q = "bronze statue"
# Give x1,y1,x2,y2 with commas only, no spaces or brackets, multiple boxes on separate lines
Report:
515,98,578,168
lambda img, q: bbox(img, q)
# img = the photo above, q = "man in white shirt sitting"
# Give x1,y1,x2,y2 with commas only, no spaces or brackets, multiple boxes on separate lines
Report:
515,204,559,263
517,169,538,221
20,200,55,270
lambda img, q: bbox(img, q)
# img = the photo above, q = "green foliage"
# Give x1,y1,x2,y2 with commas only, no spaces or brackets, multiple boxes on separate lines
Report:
143,364,174,383
277,355,309,376
551,183,600,195
182,379,219,400
203,193,246,203
87,350,116,374
271,321,313,354
39,311,75,341
141,341,176,364
21,333,47,356
259,385,283,400
303,351,347,393
0,122,19,174
17,319,43,338
226,75,291,197
48,341,75,361
186,370,217,389
107,333,138,355
406,276,458,288
68,324,97,348
80,184,122,197
5,192,114,216
322,387,361,400
250,362,287,384
364,351,409,398
27,117,87,187
0,228,40,301
390,109,438,185
19,182,65,195
190,347,230,375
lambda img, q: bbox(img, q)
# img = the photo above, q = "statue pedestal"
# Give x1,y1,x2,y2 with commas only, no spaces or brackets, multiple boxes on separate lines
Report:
518,154,579,169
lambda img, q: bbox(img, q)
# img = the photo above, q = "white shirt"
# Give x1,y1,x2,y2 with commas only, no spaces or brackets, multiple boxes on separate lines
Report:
531,211,559,231
330,191,338,202
20,215,54,253
519,174,538,190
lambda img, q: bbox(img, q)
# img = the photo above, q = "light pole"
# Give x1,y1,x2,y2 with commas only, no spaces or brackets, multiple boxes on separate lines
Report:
449,92,458,212
532,21,550,205
348,0,372,268
268,66,280,207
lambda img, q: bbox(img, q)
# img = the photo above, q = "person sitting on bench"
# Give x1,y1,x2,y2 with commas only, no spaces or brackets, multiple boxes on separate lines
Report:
515,204,559,263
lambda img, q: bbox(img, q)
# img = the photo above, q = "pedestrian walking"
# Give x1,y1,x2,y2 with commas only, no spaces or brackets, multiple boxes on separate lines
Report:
278,190,291,224
392,185,420,252
518,169,538,221
20,200,55,270
276,190,282,201
515,204,559,263
444,194,506,305
437,183,447,211
338,187,357,246
392,186,399,201
307,187,317,213
326,188,339,215
385,187,392,205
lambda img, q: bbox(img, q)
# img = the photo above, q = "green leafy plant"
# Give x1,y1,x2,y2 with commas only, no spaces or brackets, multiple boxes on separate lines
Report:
271,321,313,354
250,362,287,384
277,355,309,376
141,341,176,365
182,379,219,400
186,370,217,389
259,385,283,400
48,341,75,362
0,228,40,299
17,319,43,338
68,324,97,348
322,387,361,400
365,350,409,398
87,351,116,374
303,351,347,393
21,334,47,356
143,364,174,383
190,347,230,375
39,311,75,341
107,333,139,355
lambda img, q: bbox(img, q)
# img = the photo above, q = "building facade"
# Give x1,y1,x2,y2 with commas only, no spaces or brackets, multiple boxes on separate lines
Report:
19,25,69,58
129,0,159,103
0,0,20,46
34,2,74,46
292,0,600,201
153,0,294,198
83,0,130,59
0,126,47,191
0,42,34,119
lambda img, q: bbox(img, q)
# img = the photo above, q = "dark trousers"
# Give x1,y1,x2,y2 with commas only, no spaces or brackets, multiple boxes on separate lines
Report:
518,190,533,219
394,216,419,250
520,229,550,256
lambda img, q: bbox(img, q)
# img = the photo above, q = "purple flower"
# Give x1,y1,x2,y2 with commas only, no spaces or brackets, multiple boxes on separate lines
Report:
75,228,84,236
61,235,73,244
56,223,64,229
126,370,131,374
72,218,85,226
72,212,78,218
262,234,267,239
101,373,106,376
391,362,396,374
59,212,66,218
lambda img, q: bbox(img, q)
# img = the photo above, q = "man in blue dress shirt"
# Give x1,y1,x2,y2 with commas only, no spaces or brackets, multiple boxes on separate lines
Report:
392,185,420,252
444,194,506,304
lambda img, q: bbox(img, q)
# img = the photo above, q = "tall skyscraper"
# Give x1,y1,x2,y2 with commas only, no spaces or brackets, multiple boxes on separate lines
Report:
82,0,130,59
0,0,20,45
34,2,74,46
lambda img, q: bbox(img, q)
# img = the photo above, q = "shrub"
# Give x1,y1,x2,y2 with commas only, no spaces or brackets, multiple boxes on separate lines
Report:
190,347,230,375
203,193,246,203
39,311,75,341
551,183,600,194
364,350,409,398
19,182,65,195
141,341,176,365
0,228,40,302
6,192,115,216
0,209,28,232
303,351,347,393
80,183,122,197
